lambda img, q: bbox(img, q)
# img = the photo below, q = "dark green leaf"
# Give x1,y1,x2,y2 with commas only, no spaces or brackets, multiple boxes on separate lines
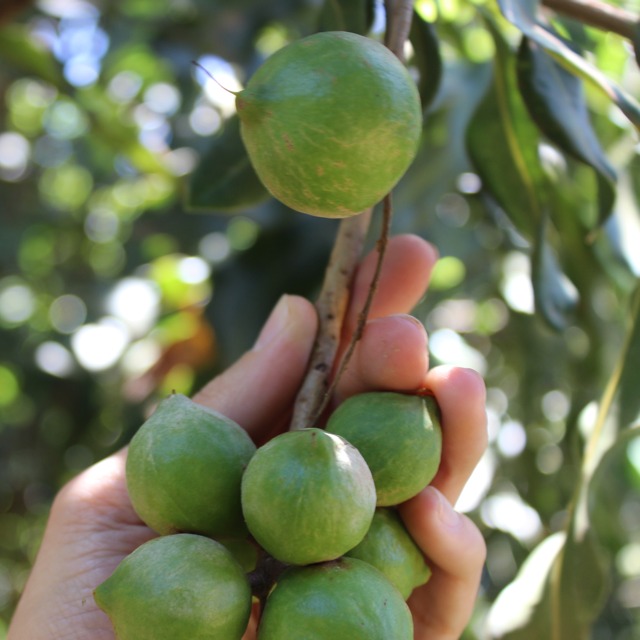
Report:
497,0,640,130
316,0,375,35
517,38,616,227
606,284,640,430
618,308,640,430
551,524,609,640
466,15,547,240
409,12,442,115
531,213,579,331
186,116,269,213
0,25,66,88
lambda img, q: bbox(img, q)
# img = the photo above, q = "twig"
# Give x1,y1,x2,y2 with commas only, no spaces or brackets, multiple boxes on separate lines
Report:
309,194,395,424
542,0,638,41
289,211,372,430
384,0,415,62
0,0,32,25
288,0,416,431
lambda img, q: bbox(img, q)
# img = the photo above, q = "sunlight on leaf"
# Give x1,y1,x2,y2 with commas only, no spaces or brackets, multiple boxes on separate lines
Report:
466,14,546,240
517,38,616,228
497,0,640,130
487,532,564,639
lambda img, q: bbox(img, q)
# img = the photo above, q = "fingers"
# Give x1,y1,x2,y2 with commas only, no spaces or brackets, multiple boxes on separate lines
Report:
335,314,429,402
343,234,438,335
193,295,317,441
333,234,437,401
400,486,486,640
427,366,487,505
395,366,487,638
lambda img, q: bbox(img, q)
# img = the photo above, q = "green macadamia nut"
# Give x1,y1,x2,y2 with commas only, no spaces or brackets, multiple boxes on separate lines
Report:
126,393,256,538
258,557,413,639
326,391,442,506
241,428,376,565
94,534,252,640
346,507,431,599
236,31,422,218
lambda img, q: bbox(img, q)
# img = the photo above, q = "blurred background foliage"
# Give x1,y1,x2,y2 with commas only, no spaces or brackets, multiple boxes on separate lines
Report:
0,0,639,637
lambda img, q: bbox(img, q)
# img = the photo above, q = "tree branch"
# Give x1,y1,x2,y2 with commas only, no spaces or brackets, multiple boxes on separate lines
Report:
309,194,394,424
288,0,416,431
384,0,415,62
0,0,33,26
542,0,639,41
289,211,372,430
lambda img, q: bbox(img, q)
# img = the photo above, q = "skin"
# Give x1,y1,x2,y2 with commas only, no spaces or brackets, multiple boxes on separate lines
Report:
7,234,487,640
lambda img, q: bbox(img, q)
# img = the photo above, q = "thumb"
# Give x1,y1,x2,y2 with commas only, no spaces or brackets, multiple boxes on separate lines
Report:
192,295,318,440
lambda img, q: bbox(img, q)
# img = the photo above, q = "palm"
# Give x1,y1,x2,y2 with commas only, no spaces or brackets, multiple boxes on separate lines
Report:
36,451,155,639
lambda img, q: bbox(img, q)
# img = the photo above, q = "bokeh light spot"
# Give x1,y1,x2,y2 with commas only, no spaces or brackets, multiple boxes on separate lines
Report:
227,217,259,252
0,366,20,407
481,492,543,543
429,256,466,290
199,232,231,264
49,294,87,334
0,132,31,181
0,280,36,325
106,278,160,335
497,420,527,458
34,342,75,377
71,317,130,371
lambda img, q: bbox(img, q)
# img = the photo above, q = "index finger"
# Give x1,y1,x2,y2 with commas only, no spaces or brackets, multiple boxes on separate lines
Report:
343,234,438,336
426,365,488,505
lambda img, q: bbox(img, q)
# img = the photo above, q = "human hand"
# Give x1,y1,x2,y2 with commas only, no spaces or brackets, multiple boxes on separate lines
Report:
8,234,487,640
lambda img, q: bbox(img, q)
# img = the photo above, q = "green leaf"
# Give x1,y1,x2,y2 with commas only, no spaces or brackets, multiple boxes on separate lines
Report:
497,0,640,130
0,25,66,89
517,38,616,227
488,285,640,640
550,451,612,640
466,15,547,240
531,214,579,331
186,116,269,213
549,524,609,640
616,288,640,430
588,284,640,452
487,533,564,639
409,12,443,114
547,285,640,639
316,0,375,35
488,506,609,640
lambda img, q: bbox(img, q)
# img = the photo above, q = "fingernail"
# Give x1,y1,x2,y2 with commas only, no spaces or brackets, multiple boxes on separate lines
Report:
395,314,427,334
396,315,428,353
431,486,459,528
253,295,292,350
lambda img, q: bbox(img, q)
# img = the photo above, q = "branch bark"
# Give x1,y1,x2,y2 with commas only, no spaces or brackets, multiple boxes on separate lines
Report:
289,211,372,430
542,0,639,41
288,1,416,431
384,0,414,62
0,0,33,26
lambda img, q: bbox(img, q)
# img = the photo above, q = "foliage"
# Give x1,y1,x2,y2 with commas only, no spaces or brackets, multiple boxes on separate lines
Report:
0,0,639,637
